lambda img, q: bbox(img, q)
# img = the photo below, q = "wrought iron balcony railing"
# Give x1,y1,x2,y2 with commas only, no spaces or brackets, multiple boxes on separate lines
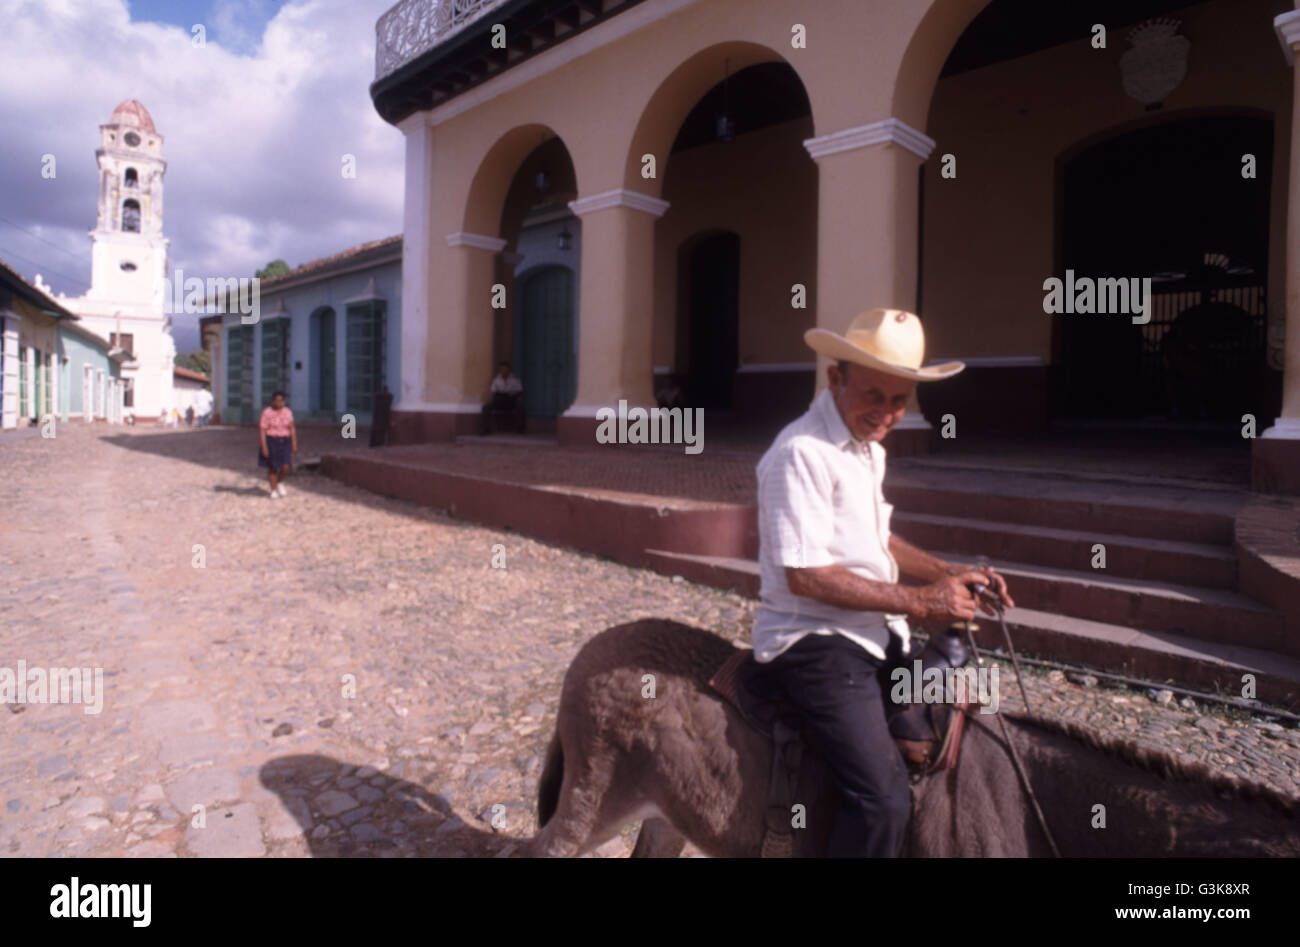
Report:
375,0,509,80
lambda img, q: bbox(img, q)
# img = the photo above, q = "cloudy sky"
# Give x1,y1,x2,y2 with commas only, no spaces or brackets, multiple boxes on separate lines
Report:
0,0,404,350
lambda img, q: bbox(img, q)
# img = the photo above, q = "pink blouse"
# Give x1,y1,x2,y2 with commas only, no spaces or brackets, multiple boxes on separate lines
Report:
260,406,294,438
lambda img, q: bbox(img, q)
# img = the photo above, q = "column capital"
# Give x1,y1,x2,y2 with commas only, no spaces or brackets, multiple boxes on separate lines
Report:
445,231,507,252
1276,10,1300,65
396,110,432,135
568,188,670,218
1262,417,1300,439
803,117,936,161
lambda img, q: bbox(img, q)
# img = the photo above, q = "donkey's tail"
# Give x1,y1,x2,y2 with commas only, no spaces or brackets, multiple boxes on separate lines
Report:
536,730,564,827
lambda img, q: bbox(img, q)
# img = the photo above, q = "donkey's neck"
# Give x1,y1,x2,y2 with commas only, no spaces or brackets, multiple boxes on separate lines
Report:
939,712,1300,857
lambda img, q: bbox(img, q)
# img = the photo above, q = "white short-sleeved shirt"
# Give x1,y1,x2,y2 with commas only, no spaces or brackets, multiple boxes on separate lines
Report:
491,374,522,394
751,388,910,663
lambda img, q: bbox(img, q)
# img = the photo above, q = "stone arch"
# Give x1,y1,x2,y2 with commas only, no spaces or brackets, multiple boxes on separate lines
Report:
891,0,993,129
622,40,813,195
461,123,576,237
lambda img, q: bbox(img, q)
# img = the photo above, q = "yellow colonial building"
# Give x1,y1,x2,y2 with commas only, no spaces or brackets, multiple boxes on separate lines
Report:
370,0,1300,492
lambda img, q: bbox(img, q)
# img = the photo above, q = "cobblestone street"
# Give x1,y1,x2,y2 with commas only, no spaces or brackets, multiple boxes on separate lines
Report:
1,424,1298,858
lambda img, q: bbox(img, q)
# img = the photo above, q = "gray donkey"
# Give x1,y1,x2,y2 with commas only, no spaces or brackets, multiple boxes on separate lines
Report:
520,619,1300,857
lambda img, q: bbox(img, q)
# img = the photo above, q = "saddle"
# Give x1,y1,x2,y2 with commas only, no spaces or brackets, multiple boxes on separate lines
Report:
707,627,974,857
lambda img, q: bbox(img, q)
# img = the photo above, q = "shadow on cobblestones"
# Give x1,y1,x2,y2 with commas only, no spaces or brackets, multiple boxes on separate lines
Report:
260,755,509,857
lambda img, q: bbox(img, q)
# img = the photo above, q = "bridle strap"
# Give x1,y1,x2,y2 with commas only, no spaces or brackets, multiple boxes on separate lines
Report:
963,593,1063,858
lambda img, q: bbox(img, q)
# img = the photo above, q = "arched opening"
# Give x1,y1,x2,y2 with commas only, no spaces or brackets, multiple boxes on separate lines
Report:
1057,114,1276,423
514,265,576,422
124,168,138,189
469,129,579,433
655,57,815,429
309,306,337,418
121,199,141,233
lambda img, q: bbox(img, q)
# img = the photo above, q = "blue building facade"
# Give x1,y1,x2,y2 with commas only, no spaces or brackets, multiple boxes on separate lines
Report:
208,236,402,426
58,320,125,421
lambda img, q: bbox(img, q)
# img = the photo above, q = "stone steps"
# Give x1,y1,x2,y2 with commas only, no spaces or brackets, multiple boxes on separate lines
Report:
891,511,1238,589
640,549,1300,707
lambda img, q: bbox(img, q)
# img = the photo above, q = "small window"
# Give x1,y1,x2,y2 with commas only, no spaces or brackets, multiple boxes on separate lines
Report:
120,261,136,272
124,131,140,147
124,168,138,188
122,199,140,233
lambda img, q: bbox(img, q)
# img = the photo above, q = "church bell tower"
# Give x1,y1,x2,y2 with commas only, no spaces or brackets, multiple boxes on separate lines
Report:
87,99,169,303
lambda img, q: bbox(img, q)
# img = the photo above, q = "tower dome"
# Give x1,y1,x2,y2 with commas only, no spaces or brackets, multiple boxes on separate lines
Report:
108,99,157,134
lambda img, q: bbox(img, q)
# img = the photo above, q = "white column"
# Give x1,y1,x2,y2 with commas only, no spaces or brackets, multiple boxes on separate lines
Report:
1267,10,1300,442
397,111,434,411
804,118,937,433
0,314,19,429
48,350,58,419
561,188,669,425
24,345,35,422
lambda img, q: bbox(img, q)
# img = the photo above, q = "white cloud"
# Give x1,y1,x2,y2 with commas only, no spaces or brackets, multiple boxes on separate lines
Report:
0,0,403,304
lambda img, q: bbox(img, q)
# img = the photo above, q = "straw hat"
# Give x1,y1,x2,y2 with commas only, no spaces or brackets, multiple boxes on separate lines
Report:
804,308,964,381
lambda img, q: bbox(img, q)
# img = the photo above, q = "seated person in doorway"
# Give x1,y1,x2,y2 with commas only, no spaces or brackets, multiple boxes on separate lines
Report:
483,361,525,433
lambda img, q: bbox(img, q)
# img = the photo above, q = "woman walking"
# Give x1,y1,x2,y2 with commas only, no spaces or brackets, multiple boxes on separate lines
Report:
259,390,297,499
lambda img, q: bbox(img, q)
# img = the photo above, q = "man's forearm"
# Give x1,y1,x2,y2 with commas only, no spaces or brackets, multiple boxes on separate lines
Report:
889,533,957,583
787,564,917,616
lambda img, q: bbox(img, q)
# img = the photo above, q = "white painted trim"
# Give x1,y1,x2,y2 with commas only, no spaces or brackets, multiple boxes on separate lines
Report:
568,188,670,218
1261,417,1300,439
893,412,932,431
927,356,1046,368
420,0,705,127
803,118,936,161
1276,10,1300,66
396,111,431,134
736,361,816,373
561,404,608,418
446,232,508,252
394,401,482,413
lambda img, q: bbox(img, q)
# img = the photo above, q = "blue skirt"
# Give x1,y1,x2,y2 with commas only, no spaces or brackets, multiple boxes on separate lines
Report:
259,435,292,470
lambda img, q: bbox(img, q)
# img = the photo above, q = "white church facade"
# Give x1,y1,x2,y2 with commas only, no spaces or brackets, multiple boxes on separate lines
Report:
60,99,176,421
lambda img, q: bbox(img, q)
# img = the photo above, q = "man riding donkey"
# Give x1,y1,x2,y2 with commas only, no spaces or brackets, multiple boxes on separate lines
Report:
752,307,1014,858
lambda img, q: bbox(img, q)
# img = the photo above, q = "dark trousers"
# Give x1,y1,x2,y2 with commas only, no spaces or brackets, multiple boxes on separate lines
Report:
763,632,912,857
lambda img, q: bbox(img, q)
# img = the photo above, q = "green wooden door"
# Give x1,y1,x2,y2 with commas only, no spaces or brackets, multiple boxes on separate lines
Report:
345,302,386,420
520,267,575,418
226,325,255,423
318,308,336,417
261,319,289,403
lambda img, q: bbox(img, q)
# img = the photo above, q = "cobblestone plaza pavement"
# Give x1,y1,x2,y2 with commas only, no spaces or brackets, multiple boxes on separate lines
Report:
2,424,1298,858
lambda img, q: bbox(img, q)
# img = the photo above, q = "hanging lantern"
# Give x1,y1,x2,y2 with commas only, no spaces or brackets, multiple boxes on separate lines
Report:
716,58,735,142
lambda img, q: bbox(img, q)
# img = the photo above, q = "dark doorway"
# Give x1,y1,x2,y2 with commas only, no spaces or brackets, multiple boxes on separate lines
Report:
517,266,576,420
684,232,740,410
1058,115,1273,421
311,307,337,419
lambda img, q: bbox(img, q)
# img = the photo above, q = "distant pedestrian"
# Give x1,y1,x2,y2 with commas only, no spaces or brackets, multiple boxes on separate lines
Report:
185,405,195,426
195,387,214,426
258,390,297,499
